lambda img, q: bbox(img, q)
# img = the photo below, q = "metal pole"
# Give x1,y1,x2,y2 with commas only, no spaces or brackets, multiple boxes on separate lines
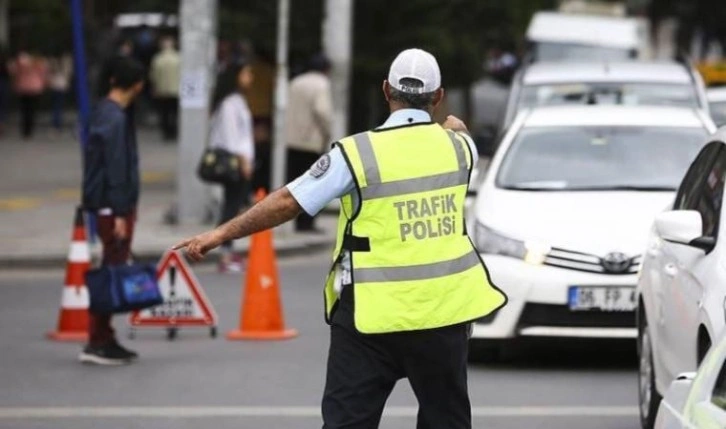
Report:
270,0,290,192
70,0,91,148
176,0,217,224
0,0,8,47
70,0,97,243
323,0,353,140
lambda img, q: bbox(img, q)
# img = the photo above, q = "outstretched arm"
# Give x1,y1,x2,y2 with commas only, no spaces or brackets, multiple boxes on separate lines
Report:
173,187,302,261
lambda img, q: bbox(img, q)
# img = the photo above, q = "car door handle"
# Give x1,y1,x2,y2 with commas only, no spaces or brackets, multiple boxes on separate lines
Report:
664,263,678,278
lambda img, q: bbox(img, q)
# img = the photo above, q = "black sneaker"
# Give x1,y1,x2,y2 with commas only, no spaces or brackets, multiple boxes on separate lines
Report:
110,341,139,360
78,344,131,366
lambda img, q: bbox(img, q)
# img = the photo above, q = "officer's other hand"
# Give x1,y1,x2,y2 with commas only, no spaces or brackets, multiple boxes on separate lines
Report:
442,115,469,134
172,230,224,262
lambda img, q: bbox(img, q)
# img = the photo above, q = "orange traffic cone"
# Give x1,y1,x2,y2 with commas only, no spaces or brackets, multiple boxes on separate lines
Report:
47,206,90,341
227,189,298,341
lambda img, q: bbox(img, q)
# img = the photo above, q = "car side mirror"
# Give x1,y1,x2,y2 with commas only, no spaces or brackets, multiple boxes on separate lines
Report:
473,129,497,158
655,210,715,252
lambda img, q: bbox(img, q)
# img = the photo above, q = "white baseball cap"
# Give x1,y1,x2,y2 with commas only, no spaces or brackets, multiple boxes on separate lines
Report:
387,48,441,94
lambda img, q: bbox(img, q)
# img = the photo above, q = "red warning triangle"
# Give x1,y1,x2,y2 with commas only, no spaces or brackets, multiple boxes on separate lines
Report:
129,250,217,327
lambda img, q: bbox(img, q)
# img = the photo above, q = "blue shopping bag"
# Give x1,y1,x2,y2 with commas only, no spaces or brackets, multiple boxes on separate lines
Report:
86,263,163,314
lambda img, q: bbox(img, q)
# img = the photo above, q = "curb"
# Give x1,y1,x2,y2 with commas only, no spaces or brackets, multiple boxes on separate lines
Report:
0,237,335,269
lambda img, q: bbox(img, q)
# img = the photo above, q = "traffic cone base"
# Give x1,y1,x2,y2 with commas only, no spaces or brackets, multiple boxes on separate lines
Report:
46,331,88,342
226,328,298,341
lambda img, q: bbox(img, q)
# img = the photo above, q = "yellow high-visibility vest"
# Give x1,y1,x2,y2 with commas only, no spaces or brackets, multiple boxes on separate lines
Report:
324,123,507,333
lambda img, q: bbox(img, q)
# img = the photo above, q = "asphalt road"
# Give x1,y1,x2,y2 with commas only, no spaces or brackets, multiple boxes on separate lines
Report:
0,250,640,429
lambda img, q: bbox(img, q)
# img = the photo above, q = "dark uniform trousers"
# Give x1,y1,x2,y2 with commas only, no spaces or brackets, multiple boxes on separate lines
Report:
322,285,472,429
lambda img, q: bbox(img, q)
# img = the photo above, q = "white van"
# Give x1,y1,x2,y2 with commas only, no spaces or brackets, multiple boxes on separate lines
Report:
526,12,648,62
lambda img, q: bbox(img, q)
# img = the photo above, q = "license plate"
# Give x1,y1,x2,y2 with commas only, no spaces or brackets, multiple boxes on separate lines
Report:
568,286,636,312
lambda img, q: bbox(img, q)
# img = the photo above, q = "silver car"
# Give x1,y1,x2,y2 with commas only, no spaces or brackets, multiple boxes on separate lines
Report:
501,60,710,132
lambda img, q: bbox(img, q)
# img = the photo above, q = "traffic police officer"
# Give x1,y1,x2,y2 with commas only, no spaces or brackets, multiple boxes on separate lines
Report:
175,48,507,429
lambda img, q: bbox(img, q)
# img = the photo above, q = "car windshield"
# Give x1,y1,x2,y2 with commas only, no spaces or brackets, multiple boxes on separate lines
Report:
496,126,707,191
710,100,726,126
519,83,700,110
534,42,633,62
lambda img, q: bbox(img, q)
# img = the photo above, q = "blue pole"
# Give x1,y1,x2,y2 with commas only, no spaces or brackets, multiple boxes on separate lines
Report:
70,0,90,148
70,0,96,243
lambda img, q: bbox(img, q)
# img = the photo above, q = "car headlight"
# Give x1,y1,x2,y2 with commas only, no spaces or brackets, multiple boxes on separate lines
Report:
474,221,550,264
474,222,526,258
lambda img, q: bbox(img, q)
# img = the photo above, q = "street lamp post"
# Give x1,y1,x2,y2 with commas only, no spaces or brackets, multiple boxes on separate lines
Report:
270,0,290,194
323,0,354,141
176,0,218,224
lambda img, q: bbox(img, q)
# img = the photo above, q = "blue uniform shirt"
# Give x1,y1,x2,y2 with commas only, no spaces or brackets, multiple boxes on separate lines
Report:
287,109,478,215
286,109,479,291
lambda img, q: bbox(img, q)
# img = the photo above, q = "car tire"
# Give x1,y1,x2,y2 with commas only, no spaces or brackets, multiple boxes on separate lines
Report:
468,339,504,363
638,319,662,429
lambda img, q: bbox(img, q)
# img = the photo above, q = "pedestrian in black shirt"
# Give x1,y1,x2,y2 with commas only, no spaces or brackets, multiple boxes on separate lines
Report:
80,57,145,365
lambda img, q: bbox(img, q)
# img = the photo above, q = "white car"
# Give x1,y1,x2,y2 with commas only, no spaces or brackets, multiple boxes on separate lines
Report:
707,88,726,127
502,61,710,131
654,331,726,429
469,105,716,359
637,128,726,429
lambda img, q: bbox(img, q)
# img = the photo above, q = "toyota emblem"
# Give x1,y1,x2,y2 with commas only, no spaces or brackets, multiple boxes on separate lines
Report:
601,252,631,274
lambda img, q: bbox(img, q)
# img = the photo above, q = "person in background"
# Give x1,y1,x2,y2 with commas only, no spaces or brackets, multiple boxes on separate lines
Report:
284,54,332,232
244,47,275,192
47,49,74,135
8,49,47,139
96,39,134,102
150,36,180,141
208,59,255,273
95,40,138,154
0,46,10,137
80,57,145,365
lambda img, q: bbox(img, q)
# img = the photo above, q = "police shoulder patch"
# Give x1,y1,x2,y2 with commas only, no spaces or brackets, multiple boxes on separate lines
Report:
309,154,331,178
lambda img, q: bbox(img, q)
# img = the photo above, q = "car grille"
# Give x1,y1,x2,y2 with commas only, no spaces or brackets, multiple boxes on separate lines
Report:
518,303,635,328
544,247,641,275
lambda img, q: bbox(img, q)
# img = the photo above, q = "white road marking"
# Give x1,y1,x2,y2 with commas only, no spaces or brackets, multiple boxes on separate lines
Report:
0,406,638,419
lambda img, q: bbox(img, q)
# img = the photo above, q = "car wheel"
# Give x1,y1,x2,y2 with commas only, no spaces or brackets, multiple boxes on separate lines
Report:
638,320,662,429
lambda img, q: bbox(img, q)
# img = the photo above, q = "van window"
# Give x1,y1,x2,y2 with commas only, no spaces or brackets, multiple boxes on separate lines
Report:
533,42,633,62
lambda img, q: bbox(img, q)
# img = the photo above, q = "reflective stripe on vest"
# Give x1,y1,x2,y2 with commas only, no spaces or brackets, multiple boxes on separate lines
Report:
354,250,480,283
353,131,470,200
326,124,507,333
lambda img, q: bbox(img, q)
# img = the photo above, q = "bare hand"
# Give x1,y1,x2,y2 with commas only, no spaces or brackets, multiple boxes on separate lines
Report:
442,115,469,134
172,230,224,262
114,217,128,240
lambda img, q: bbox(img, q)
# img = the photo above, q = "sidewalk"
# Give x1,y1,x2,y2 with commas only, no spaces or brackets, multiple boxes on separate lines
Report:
0,127,336,268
